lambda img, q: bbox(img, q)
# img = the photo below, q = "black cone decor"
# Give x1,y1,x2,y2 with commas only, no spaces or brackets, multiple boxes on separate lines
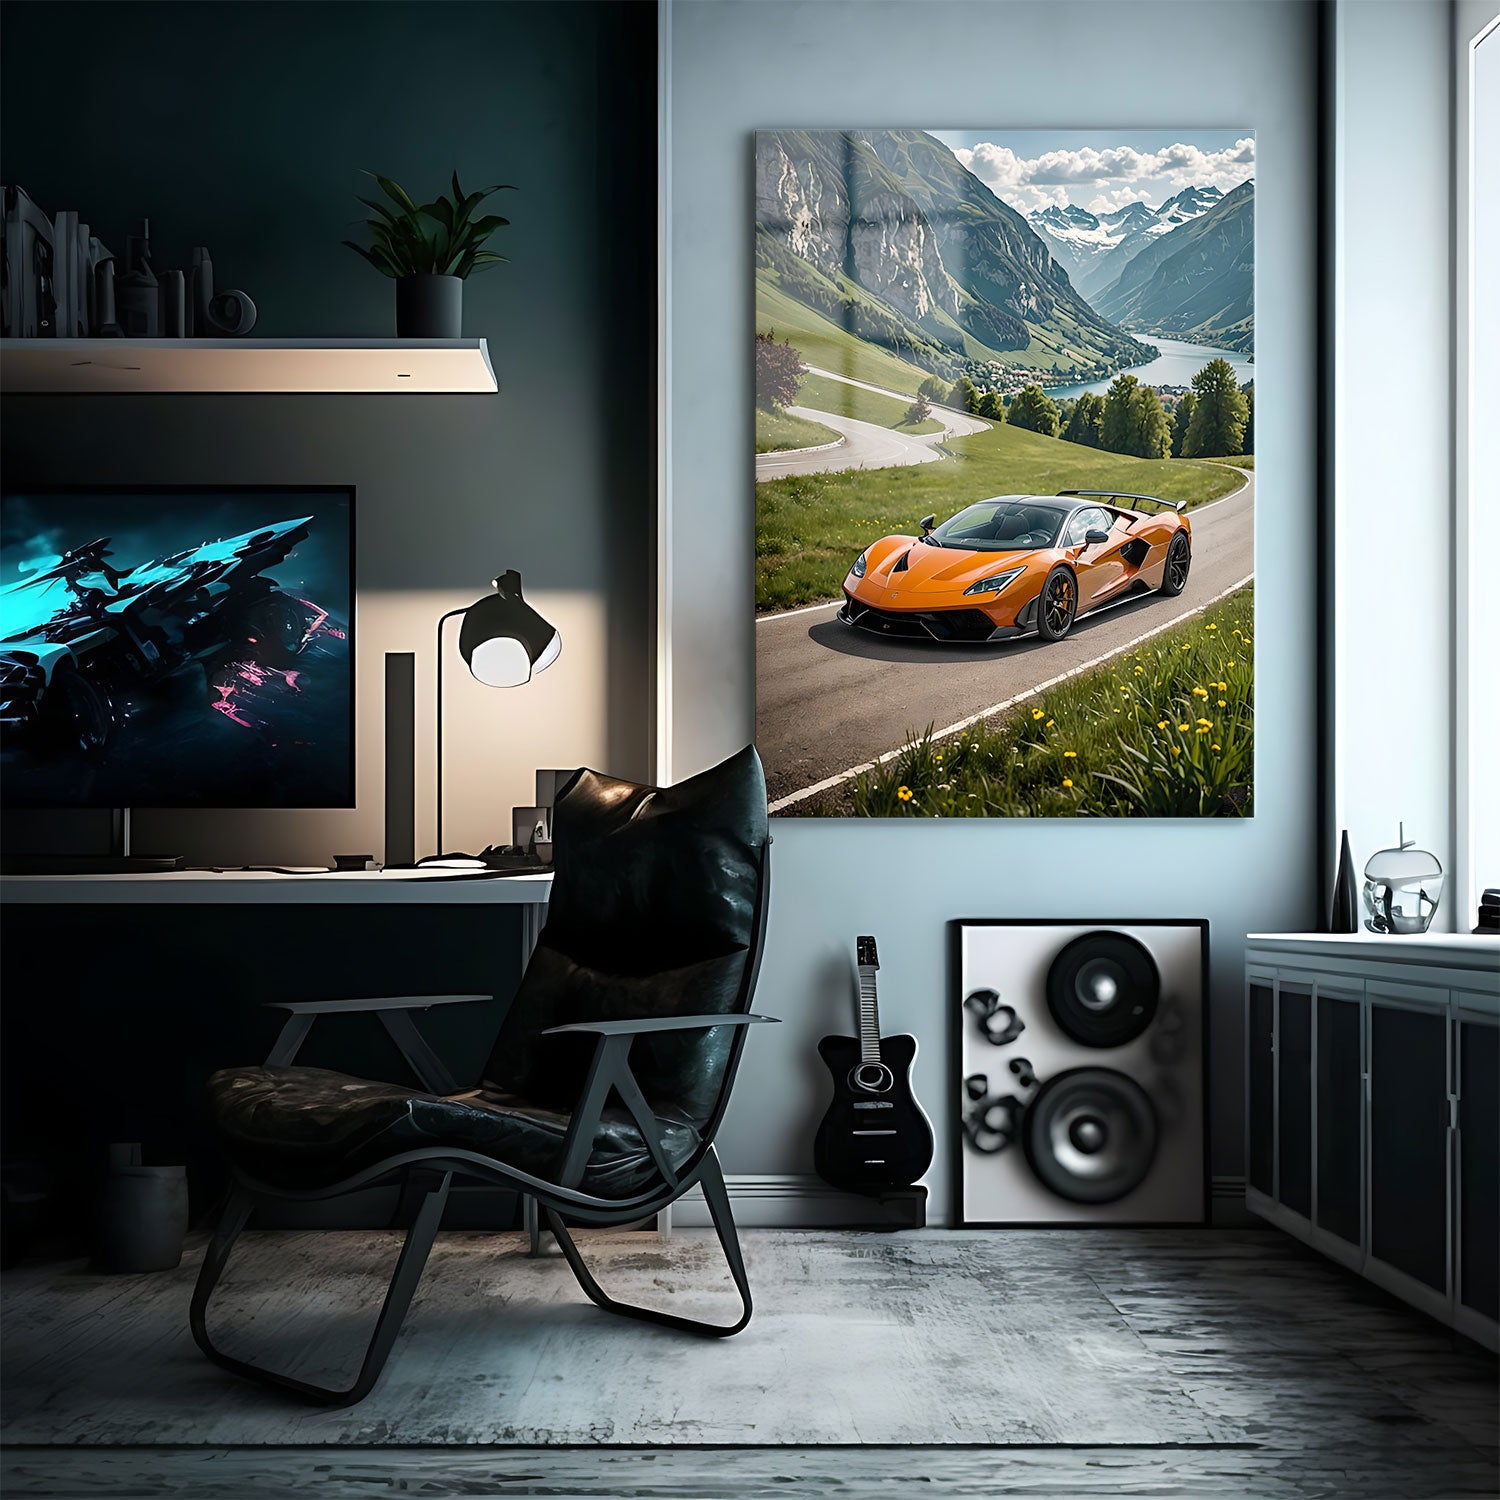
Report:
1329,830,1358,933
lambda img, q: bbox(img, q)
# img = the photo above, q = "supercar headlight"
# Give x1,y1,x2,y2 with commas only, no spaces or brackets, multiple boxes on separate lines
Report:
851,550,869,579
963,566,1025,597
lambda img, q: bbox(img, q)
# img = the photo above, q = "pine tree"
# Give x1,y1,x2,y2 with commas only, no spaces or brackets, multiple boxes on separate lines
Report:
1101,374,1141,454
1134,388,1172,459
1061,391,1105,448
1006,384,1060,437
1183,358,1249,457
1171,391,1197,457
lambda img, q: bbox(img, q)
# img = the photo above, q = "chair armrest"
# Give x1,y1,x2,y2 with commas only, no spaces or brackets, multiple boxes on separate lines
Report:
542,1014,778,1037
267,994,493,1015
261,995,493,1088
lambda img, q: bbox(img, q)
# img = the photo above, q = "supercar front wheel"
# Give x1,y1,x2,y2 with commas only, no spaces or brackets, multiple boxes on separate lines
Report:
1035,566,1078,642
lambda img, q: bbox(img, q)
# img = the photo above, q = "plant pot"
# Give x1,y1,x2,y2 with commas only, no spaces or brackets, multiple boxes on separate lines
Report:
395,274,462,339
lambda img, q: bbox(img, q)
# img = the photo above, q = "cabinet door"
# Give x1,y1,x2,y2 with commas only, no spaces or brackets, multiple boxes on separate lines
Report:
1277,984,1313,1219
1316,990,1364,1249
1457,1011,1498,1325
1369,998,1449,1295
1247,979,1275,1197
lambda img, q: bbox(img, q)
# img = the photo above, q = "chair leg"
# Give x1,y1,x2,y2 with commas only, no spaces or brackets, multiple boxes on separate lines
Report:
190,1171,451,1407
545,1148,752,1338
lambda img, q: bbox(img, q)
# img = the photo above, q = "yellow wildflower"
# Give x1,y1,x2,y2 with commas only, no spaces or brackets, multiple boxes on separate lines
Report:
1170,745,1182,756
897,786,913,802
1063,750,1077,759
1061,778,1074,789
1032,708,1044,720
1178,723,1190,732
1192,686,1209,699
1211,743,1221,751
1205,623,1218,631
1045,719,1055,728
1217,699,1226,708
1157,720,1168,730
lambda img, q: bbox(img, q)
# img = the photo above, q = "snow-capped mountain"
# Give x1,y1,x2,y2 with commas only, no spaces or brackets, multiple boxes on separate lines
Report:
1028,183,1228,306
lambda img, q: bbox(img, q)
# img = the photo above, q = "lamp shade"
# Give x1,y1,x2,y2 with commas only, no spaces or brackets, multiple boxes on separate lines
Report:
457,570,561,688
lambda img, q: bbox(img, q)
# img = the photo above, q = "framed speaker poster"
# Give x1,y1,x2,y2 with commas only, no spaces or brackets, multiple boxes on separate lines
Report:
951,918,1209,1227
754,129,1255,819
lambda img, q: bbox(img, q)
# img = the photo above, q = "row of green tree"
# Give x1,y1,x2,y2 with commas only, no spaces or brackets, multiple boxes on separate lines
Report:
922,358,1254,458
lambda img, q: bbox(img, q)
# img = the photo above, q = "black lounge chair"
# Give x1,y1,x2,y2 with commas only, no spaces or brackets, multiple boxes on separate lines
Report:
191,746,774,1406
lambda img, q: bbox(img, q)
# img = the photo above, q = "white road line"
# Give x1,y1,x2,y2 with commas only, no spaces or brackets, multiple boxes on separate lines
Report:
754,472,1251,627
767,571,1256,814
757,599,843,624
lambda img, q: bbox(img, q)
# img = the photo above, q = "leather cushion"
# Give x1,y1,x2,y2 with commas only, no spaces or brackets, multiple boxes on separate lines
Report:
486,745,769,1117
207,1065,699,1197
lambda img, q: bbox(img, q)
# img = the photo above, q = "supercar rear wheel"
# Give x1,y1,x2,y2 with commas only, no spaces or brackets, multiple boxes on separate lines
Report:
1160,532,1191,597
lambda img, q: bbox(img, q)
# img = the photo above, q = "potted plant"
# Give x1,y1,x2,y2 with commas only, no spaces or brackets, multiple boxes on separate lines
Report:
344,171,513,339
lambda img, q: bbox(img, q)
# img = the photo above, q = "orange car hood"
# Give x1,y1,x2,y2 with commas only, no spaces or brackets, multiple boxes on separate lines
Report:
863,538,1040,595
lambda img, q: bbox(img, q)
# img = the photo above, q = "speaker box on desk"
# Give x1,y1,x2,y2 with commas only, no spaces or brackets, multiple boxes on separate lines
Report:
384,652,416,868
952,920,1208,1227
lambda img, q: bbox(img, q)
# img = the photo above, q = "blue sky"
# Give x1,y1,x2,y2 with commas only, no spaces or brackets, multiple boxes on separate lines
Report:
931,130,1255,216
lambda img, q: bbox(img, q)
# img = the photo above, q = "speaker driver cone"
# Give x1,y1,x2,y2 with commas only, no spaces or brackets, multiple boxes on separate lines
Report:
1022,1068,1158,1203
1047,931,1160,1047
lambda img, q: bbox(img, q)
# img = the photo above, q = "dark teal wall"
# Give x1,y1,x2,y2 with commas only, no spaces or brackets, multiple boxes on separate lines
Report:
1,0,657,861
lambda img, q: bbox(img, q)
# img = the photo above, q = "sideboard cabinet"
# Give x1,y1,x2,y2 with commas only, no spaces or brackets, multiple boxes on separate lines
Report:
1245,934,1498,1351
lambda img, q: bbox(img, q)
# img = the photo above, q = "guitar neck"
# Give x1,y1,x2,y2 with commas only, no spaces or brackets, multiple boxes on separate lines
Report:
856,963,882,1063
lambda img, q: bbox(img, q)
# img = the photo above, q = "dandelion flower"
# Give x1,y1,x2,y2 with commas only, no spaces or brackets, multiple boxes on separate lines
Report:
1062,778,1073,789
1157,720,1168,730
1063,750,1077,758
1178,723,1190,732
1192,686,1209,699
1196,717,1212,727
897,786,913,802
1217,698,1226,708
1205,623,1218,631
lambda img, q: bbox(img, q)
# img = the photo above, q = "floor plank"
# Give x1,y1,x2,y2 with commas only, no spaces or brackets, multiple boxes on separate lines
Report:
1,1229,1493,1499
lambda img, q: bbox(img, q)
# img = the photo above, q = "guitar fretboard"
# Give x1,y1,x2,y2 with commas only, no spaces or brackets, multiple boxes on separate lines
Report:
857,964,882,1064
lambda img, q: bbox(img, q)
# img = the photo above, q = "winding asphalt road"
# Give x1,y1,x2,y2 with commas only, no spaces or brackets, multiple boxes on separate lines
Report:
756,471,1255,806
755,367,990,482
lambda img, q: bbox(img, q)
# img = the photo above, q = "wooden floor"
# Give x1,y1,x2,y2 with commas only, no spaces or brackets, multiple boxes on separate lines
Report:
2,1228,1495,1498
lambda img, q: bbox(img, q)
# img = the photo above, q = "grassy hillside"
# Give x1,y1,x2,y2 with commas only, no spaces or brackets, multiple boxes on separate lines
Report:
757,278,932,392
821,585,1255,818
756,408,841,454
797,373,944,434
1202,454,1254,470
756,422,1243,610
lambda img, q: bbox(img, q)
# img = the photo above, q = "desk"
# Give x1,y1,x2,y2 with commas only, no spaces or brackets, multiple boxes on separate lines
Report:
0,870,553,1235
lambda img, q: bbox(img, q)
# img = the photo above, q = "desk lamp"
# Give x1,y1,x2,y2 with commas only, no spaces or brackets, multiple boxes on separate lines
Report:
424,570,560,866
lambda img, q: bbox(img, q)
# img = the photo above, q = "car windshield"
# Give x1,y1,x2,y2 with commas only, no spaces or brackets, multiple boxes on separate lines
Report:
926,500,1066,551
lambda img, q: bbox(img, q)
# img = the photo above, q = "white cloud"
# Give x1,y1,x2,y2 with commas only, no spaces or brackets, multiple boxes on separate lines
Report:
957,136,1255,216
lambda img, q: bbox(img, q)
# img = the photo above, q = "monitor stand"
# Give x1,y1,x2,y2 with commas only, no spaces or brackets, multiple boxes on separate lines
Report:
0,809,186,876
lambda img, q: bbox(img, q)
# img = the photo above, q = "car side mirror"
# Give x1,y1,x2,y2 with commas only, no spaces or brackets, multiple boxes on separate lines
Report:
1085,528,1111,545
919,514,937,535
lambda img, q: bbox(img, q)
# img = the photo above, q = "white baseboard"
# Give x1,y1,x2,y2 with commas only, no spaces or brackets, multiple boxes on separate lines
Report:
671,1174,1251,1230
671,1174,893,1228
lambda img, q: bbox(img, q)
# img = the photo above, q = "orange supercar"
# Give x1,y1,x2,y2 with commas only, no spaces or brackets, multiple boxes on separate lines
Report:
838,490,1193,645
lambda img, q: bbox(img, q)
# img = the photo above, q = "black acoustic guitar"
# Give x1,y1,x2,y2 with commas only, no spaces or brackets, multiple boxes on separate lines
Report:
813,935,934,1192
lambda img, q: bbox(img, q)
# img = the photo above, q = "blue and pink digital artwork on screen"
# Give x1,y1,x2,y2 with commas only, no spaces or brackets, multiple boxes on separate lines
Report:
0,488,353,808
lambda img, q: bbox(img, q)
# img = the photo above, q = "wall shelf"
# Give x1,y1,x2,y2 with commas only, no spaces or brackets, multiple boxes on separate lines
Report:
0,338,497,394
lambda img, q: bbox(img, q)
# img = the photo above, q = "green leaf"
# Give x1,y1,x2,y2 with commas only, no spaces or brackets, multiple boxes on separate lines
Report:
365,171,420,216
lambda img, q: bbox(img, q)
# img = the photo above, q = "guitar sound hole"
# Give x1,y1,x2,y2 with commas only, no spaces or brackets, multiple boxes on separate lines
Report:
850,1062,894,1093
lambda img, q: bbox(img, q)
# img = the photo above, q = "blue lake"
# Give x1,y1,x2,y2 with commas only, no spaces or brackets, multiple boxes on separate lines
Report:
1045,336,1254,400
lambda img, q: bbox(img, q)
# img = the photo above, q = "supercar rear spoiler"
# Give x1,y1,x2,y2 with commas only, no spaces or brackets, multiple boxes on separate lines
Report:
1056,489,1187,515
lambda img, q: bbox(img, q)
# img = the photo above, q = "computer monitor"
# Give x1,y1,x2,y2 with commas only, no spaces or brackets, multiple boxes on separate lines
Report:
0,486,354,809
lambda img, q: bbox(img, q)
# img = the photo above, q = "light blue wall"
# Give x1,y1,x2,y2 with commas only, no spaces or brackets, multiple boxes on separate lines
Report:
664,0,1322,1220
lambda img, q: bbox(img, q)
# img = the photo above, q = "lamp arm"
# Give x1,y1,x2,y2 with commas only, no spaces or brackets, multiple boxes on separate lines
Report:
434,607,467,858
